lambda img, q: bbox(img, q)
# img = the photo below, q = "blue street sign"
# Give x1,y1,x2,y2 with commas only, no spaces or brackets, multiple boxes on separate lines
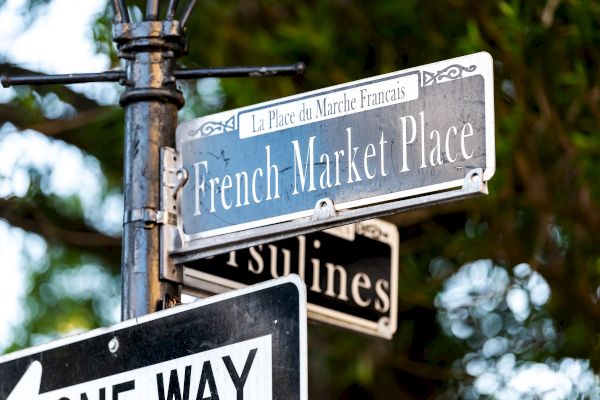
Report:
173,52,494,260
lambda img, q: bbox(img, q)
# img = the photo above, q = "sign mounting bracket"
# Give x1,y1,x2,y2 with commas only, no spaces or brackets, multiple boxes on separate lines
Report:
160,147,184,284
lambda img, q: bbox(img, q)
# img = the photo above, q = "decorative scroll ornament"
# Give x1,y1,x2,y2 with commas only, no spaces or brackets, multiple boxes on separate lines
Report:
423,64,477,86
193,115,237,137
357,221,388,240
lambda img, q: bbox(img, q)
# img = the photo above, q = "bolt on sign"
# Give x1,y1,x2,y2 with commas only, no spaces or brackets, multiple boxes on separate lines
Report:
170,52,494,261
0,276,307,400
182,219,399,339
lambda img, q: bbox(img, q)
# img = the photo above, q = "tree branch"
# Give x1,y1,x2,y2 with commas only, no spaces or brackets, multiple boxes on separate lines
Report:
0,197,121,272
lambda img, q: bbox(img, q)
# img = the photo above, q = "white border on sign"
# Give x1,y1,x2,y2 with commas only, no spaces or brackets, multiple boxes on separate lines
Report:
181,219,399,339
176,52,495,242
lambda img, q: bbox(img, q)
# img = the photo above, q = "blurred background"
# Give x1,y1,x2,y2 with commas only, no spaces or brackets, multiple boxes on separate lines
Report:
1,0,600,398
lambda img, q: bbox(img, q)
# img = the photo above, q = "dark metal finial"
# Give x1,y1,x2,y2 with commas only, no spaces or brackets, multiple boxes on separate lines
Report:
295,61,306,76
166,0,179,20
180,0,197,27
145,0,159,21
111,0,130,23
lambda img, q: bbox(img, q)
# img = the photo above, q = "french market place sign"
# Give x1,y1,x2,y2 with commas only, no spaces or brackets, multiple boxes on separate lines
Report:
171,52,494,262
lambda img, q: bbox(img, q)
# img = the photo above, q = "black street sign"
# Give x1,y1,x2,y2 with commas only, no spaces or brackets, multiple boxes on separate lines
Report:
182,219,399,339
172,52,494,260
0,276,307,400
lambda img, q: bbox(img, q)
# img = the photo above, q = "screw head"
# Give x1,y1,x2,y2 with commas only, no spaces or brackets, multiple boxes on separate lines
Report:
108,337,120,354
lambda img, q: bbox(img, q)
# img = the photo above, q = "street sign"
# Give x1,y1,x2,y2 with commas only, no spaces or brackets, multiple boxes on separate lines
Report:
182,219,399,339
172,52,494,260
0,276,307,400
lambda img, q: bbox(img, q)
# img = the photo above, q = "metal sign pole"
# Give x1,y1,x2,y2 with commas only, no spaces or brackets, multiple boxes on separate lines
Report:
114,19,185,319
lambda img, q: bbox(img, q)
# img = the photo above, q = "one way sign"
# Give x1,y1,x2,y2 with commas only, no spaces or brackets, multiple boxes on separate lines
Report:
0,275,307,400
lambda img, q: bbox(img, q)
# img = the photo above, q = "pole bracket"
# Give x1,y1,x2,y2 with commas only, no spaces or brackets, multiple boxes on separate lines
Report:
313,198,337,221
159,147,184,283
123,207,176,228
462,168,487,193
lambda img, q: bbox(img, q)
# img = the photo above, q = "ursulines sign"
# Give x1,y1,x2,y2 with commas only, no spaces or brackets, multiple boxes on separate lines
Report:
172,52,494,259
182,219,399,338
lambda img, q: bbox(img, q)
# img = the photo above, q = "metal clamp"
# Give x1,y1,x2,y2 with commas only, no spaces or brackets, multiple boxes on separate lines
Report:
171,168,188,200
123,207,175,228
162,148,187,204
462,168,487,193
313,198,337,221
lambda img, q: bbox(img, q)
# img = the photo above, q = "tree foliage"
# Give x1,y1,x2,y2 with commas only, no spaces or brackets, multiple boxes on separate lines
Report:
2,0,600,398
